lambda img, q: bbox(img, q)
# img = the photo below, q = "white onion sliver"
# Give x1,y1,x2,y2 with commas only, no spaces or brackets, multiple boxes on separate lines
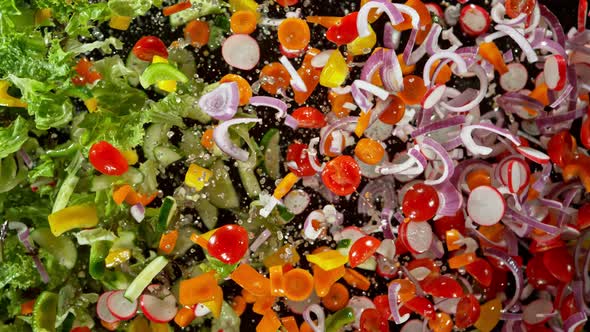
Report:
213,118,262,161
279,55,308,92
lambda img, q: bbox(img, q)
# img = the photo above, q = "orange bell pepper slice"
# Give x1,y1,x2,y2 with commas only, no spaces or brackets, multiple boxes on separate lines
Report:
230,295,247,316
448,252,478,269
342,268,370,291
252,295,276,315
20,299,35,315
174,306,196,328
445,229,463,251
281,316,300,332
313,265,345,297
294,48,322,105
305,16,341,28
159,230,179,255
230,264,271,297
179,271,218,306
269,265,285,296
257,309,282,332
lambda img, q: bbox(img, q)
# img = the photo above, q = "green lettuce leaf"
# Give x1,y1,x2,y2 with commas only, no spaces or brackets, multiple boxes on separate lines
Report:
0,116,29,159
74,109,148,152
108,0,154,17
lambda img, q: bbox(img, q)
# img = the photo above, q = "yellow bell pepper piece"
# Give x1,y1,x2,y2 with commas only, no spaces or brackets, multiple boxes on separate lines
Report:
0,81,27,108
202,285,224,318
34,8,52,25
229,0,258,14
48,204,98,237
474,298,502,332
319,50,349,88
189,229,216,249
347,24,377,56
152,56,178,92
121,149,138,165
263,244,300,268
185,164,213,191
105,248,131,268
273,172,299,199
306,250,348,271
83,97,98,113
109,15,132,31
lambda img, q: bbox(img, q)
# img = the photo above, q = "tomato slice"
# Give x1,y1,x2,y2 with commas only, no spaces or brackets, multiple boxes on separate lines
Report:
321,155,361,196
504,0,536,18
132,36,168,62
547,130,577,168
465,258,493,287
577,203,590,230
402,296,435,320
276,0,299,7
581,116,590,149
88,141,129,176
359,308,388,332
526,253,559,290
542,246,574,283
286,142,318,177
372,295,392,321
433,211,465,237
421,275,464,298
291,106,327,128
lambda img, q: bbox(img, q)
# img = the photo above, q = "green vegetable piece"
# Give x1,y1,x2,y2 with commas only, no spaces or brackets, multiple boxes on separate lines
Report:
157,196,177,233
124,256,169,302
277,205,294,222
260,128,281,180
325,307,355,332
139,63,188,89
30,228,77,270
196,199,218,230
0,116,30,159
33,291,58,332
205,161,240,209
89,241,111,280
169,0,228,27
125,52,150,87
238,162,261,199
153,146,182,168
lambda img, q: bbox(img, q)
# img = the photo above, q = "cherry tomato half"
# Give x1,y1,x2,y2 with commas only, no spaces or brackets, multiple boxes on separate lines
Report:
132,36,168,62
291,106,327,128
321,155,362,196
372,295,392,321
577,203,590,230
547,130,576,168
505,0,537,18
465,258,493,287
88,141,129,176
455,294,480,328
402,182,439,221
581,116,590,149
542,246,574,283
526,253,559,290
359,308,388,332
207,224,249,264
286,142,318,177
348,235,381,268
326,12,359,45
403,296,435,320
433,211,465,237
421,275,464,299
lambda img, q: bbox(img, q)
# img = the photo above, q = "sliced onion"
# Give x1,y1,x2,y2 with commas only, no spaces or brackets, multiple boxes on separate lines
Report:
284,114,299,129
484,248,523,310
279,55,307,92
357,0,404,38
377,147,426,175
423,51,468,87
491,24,539,63
360,48,384,82
393,4,420,30
213,117,262,161
383,23,401,49
420,137,454,185
302,303,325,332
505,207,560,235
319,116,358,155
434,180,463,217
440,64,488,113
490,3,527,26
250,229,271,252
388,282,411,324
351,80,390,113
9,222,50,283
381,49,404,92
130,203,145,223
198,82,239,121
250,96,288,119
460,123,521,155
563,312,587,332
411,115,465,138
311,50,334,68
539,5,566,46
304,210,325,240
307,137,325,172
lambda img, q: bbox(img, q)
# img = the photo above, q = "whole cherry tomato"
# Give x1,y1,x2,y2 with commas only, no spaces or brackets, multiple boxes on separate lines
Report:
402,182,439,221
581,116,590,149
132,36,168,62
348,235,381,268
455,294,480,328
321,155,361,196
542,246,574,283
291,106,327,128
359,308,388,332
286,142,318,177
88,141,129,176
207,224,249,264
326,12,359,45
504,0,536,18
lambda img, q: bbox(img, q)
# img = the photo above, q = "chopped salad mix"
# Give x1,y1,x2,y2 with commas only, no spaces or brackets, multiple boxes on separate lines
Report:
1,0,590,331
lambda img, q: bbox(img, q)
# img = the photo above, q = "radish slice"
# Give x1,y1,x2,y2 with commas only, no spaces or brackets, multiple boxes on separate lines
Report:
421,84,447,109
499,63,528,92
544,54,567,90
400,319,424,332
459,4,491,37
140,286,177,323
523,298,554,325
347,296,376,328
467,185,506,226
499,158,529,193
97,291,119,323
376,238,396,259
335,226,366,257
401,221,433,254
279,44,305,59
517,146,551,164
284,189,311,215
425,3,444,19
194,303,212,317
311,50,334,68
107,290,138,321
409,266,432,281
222,34,260,70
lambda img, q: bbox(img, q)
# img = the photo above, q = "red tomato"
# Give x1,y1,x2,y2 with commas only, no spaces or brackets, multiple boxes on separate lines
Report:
291,106,327,128
70,328,91,332
577,203,590,230
207,225,249,264
421,275,464,298
529,236,565,254
132,36,168,62
482,268,507,301
401,182,439,221
326,12,359,45
372,295,392,321
88,141,129,176
526,254,559,290
547,130,576,168
581,117,590,149
321,155,362,196
275,0,299,7
504,0,536,18
406,258,439,276
433,211,465,237
73,58,102,85
403,296,435,320
465,258,493,287
542,246,574,283
359,308,389,332
286,142,318,177
455,294,480,328
349,236,381,268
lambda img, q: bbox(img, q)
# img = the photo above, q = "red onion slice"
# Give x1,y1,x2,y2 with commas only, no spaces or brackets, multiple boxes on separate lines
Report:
489,24,539,63
302,303,325,332
440,64,488,113
563,312,587,332
319,116,358,155
460,123,521,155
198,82,239,121
249,229,271,252
434,180,463,217
357,0,404,38
213,117,262,161
9,221,50,283
388,282,411,324
360,48,384,82
381,49,404,92
423,51,468,87
419,137,454,185
484,248,523,310
130,203,145,223
249,96,288,119
383,23,401,49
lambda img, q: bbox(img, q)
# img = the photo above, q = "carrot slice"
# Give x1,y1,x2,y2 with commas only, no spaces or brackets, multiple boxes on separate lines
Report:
21,299,35,315
342,268,370,291
184,20,210,47
252,295,276,314
277,18,310,50
230,10,257,34
293,48,322,105
321,282,349,312
230,264,271,297
163,1,192,16
283,268,314,301
200,127,215,150
260,62,290,95
174,306,196,327
159,230,179,254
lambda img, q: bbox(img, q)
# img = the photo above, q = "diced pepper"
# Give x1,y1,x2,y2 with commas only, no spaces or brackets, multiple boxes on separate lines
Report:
313,265,345,297
252,295,276,314
325,307,355,332
230,264,271,297
0,81,27,108
174,306,196,328
263,244,301,268
159,230,179,254
306,250,348,271
34,8,52,25
269,265,285,296
101,320,120,331
473,298,502,332
84,97,98,113
347,24,376,56
305,16,341,28
163,1,192,16
179,271,218,306
478,42,508,74
230,295,247,316
109,15,132,30
319,50,349,88
448,252,478,269
281,316,300,332
257,309,281,332
354,110,372,137
273,172,300,199
121,150,138,165
294,48,322,105
202,285,224,318
185,164,213,191
47,204,98,237
21,299,35,315
445,229,463,251
113,184,133,205
342,268,370,291
105,248,131,268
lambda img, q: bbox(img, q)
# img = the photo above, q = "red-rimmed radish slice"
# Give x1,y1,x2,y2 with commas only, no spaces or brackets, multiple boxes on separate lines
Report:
409,266,432,281
140,293,177,323
523,298,554,325
517,146,551,164
279,44,306,59
107,290,138,321
425,3,444,18
504,159,530,193
222,34,260,70
194,303,212,317
333,225,365,243
467,185,506,226
421,84,447,109
544,54,567,90
347,296,376,328
97,291,119,323
459,4,491,37
284,189,311,215
499,63,528,92
400,221,433,254
400,319,425,332
376,238,396,259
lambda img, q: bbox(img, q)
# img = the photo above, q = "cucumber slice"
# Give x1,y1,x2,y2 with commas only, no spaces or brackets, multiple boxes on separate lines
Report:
124,256,169,302
205,161,239,209
144,123,169,161
126,52,149,87
168,48,197,78
157,196,177,233
153,146,182,168
237,162,261,199
89,241,112,280
171,226,198,256
277,205,295,222
169,0,227,27
30,228,77,269
33,291,58,332
196,199,218,230
259,128,281,180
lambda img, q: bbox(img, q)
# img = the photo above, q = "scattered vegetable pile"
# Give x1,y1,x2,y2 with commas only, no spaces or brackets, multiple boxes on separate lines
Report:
2,0,590,331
